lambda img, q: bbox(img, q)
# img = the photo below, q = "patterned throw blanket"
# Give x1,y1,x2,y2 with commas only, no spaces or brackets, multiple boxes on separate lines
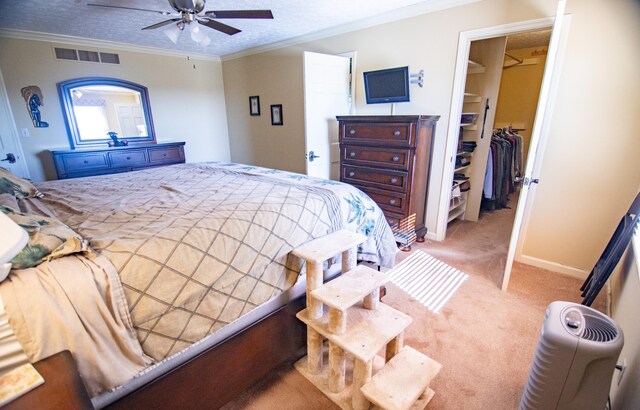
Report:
39,163,397,361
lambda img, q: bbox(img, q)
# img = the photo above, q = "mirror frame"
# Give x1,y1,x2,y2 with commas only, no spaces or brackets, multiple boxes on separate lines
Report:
58,77,156,148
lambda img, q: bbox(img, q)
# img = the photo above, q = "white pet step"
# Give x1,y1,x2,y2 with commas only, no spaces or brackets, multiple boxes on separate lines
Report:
297,302,411,363
360,346,442,410
311,265,388,312
294,352,387,410
292,230,366,263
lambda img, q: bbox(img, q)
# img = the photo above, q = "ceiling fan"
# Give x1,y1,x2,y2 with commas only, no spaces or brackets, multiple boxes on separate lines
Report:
88,0,274,46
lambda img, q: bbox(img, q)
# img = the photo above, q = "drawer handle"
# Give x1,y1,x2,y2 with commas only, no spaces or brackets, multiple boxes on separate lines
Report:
349,129,356,135
83,160,88,164
126,156,131,160
389,199,396,205
393,130,401,136
391,177,398,184
349,152,356,157
348,171,355,177
392,156,400,162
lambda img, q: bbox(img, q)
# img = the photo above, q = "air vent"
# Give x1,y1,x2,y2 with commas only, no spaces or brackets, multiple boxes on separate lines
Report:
54,47,78,61
99,52,120,64
54,47,120,65
582,313,619,342
78,50,100,62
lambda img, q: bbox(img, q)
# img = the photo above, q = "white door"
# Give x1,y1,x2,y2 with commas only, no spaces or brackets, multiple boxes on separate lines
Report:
501,0,568,290
303,51,351,179
0,68,30,178
115,103,147,137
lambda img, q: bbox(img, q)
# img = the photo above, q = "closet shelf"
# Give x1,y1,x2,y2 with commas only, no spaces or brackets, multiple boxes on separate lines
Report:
467,60,486,74
449,197,467,212
448,205,466,222
454,164,471,172
464,93,482,103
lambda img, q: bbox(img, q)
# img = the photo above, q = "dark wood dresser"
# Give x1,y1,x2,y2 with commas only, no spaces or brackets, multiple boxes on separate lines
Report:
50,141,185,179
337,115,439,240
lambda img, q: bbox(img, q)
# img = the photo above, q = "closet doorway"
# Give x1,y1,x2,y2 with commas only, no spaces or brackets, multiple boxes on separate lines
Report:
436,1,569,291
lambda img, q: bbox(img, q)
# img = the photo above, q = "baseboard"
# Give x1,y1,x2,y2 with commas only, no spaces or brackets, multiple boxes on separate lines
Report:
517,255,588,280
425,231,438,241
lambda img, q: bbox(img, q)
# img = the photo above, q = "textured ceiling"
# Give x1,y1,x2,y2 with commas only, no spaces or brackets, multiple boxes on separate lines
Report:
506,29,551,51
0,0,449,57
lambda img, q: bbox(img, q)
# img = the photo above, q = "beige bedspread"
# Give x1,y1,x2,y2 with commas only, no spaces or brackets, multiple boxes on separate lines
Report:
0,162,396,398
0,254,150,397
38,163,390,361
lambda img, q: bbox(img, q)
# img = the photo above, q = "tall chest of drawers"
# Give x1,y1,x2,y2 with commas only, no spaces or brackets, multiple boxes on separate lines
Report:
337,115,439,240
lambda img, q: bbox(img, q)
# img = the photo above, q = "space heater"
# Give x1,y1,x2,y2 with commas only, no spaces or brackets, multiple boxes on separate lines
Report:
519,301,623,410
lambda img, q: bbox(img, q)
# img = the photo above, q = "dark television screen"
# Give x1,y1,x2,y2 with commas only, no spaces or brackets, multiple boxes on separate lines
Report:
363,66,410,104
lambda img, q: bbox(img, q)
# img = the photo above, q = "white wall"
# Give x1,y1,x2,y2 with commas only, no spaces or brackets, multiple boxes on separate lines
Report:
609,239,640,408
0,37,231,181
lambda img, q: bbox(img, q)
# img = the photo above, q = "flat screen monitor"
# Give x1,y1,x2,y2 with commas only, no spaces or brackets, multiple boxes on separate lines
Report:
363,66,410,104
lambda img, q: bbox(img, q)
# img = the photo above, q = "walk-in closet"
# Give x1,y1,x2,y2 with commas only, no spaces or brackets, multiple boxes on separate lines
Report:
444,29,552,277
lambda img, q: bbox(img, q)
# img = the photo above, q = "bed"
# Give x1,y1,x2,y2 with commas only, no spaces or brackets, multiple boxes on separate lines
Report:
0,162,397,408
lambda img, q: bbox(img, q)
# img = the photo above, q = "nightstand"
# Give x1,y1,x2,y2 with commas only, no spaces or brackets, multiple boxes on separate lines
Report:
4,350,92,409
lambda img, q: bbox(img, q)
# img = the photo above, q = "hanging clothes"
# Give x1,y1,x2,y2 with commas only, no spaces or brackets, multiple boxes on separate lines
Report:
481,127,524,211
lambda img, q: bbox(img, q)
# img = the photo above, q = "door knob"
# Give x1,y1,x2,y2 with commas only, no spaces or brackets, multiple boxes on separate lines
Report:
308,151,320,162
1,153,16,164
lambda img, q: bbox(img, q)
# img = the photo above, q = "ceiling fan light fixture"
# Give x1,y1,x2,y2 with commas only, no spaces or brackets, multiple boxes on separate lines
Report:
164,22,184,44
189,24,210,46
189,23,206,42
89,1,271,48
198,35,211,47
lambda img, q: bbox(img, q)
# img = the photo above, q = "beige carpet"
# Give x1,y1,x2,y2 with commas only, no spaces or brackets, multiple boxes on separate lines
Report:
222,203,604,409
387,250,468,313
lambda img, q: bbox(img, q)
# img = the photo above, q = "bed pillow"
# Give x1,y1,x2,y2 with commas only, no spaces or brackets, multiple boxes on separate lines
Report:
0,167,43,199
1,205,88,270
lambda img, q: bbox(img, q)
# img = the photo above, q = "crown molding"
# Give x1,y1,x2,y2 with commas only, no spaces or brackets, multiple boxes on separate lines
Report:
0,28,221,62
220,0,480,61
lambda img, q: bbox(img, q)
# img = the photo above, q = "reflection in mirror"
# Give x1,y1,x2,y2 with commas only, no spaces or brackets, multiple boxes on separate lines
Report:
58,78,156,148
72,86,148,140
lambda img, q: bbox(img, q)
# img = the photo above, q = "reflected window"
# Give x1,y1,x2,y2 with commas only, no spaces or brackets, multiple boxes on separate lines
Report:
74,106,109,140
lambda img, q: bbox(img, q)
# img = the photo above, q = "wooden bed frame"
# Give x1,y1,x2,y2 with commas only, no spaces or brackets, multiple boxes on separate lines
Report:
105,296,307,409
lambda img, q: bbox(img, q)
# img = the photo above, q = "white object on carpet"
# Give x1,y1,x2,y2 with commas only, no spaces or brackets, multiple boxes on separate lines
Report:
388,251,468,313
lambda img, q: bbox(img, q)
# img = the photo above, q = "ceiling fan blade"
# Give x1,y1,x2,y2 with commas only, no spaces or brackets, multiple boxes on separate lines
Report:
197,19,241,35
204,10,273,19
142,18,182,31
87,3,172,16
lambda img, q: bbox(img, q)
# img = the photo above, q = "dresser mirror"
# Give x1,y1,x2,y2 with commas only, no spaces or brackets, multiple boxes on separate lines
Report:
58,77,156,148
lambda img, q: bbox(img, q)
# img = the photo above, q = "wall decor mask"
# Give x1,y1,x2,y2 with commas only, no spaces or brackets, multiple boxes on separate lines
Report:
21,85,49,128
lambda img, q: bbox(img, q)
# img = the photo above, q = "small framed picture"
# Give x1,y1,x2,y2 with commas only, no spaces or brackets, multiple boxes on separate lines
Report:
271,104,283,126
249,96,260,116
